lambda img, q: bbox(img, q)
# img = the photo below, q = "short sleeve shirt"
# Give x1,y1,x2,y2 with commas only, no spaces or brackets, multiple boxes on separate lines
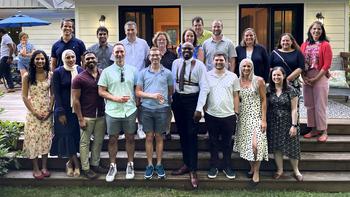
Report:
88,43,114,69
206,69,240,117
98,64,137,118
0,34,13,58
137,66,173,109
203,36,237,71
51,37,86,67
17,42,34,66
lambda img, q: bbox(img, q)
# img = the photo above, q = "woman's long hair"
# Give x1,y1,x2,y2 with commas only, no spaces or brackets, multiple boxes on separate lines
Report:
238,58,259,92
268,66,288,93
181,28,198,47
306,21,329,44
28,50,50,85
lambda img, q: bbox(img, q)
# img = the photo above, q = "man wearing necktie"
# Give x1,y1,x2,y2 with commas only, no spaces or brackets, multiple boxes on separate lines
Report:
170,42,209,188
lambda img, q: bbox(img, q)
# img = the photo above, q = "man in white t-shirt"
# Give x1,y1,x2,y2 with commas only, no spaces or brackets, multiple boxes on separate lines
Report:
205,51,240,180
0,28,15,92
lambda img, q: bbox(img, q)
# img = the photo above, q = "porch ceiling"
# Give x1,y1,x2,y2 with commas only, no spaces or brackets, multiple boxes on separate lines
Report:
37,0,75,9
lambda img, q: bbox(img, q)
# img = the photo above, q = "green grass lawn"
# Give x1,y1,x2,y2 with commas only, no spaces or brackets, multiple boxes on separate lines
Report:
0,187,349,197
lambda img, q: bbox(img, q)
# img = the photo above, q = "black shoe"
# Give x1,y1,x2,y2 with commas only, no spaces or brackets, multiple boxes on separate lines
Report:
223,167,236,179
91,165,109,174
82,169,98,180
248,180,259,188
164,133,172,140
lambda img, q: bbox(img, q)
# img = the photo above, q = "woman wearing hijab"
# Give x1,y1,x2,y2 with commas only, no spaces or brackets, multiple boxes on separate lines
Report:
50,49,83,177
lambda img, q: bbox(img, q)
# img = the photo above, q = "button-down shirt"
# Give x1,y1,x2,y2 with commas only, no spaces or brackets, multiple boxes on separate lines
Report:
88,43,114,69
206,69,240,118
172,58,209,112
72,69,105,118
111,37,149,71
98,63,137,118
137,65,173,109
203,36,237,71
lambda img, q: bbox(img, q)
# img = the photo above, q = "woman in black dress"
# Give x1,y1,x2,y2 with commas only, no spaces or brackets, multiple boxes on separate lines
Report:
267,67,303,182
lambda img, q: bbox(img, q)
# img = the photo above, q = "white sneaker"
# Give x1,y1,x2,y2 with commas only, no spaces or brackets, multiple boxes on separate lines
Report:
125,162,135,179
106,163,117,182
118,134,125,140
137,125,146,139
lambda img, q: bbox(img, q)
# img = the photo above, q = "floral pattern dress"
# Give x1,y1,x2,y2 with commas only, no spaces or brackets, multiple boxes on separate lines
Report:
267,86,300,159
234,86,268,161
23,79,53,159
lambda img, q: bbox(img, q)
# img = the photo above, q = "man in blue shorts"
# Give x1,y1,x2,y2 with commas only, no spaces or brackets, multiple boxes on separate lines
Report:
135,47,173,179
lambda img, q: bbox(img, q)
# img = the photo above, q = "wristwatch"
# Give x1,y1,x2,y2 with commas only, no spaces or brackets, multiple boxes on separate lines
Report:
292,124,298,128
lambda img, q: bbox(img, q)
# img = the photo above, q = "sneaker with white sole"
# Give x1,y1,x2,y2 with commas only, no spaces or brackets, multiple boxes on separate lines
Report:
105,163,117,182
118,134,125,140
137,125,146,139
125,162,135,179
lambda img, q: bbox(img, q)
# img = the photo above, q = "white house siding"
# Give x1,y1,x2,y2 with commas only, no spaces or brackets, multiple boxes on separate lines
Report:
182,3,237,44
304,1,348,68
75,5,118,48
0,0,42,8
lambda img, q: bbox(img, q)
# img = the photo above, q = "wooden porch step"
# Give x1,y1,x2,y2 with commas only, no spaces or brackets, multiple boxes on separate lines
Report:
10,151,350,171
1,170,350,192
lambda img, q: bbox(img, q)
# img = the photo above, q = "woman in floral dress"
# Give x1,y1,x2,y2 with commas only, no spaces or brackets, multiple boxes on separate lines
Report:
267,67,302,181
22,50,53,179
234,58,268,185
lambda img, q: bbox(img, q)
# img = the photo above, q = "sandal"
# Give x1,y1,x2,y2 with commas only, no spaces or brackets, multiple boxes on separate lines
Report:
303,131,321,138
293,173,303,182
73,168,80,177
33,172,44,180
66,162,74,177
317,134,328,142
41,169,51,177
273,172,284,179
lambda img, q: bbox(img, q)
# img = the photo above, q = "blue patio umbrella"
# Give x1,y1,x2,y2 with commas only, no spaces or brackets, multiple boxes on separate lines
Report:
0,12,50,28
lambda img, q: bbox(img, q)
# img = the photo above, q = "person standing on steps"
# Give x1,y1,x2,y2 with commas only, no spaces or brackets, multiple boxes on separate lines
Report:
99,43,138,182
72,51,108,180
170,42,209,189
136,47,173,179
205,51,240,180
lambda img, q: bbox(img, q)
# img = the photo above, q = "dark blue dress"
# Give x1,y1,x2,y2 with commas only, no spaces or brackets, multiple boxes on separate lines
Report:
50,66,83,157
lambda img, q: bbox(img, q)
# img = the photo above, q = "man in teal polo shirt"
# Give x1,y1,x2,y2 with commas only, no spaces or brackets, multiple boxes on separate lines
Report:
98,43,138,182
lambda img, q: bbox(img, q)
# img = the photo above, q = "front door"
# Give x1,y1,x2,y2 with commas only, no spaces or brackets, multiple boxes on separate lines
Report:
119,6,180,48
239,4,303,52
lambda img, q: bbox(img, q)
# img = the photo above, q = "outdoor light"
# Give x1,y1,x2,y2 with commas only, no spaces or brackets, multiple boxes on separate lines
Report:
316,12,324,24
99,15,106,27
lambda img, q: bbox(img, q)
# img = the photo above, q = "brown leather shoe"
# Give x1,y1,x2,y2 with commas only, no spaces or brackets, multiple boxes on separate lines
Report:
189,171,198,188
171,165,189,175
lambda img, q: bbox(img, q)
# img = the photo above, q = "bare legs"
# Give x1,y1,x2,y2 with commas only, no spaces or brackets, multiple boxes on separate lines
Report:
145,132,164,166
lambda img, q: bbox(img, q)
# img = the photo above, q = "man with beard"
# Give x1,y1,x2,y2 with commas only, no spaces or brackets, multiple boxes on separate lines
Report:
171,42,209,188
203,20,236,72
99,43,138,182
72,51,107,179
51,19,86,70
88,26,113,70
205,51,240,180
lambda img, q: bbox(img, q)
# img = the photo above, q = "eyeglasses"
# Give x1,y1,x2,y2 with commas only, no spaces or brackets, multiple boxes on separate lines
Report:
121,70,125,83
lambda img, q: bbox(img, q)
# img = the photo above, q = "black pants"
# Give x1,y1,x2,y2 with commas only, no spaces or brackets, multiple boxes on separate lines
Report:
0,57,14,89
171,92,199,171
205,113,236,169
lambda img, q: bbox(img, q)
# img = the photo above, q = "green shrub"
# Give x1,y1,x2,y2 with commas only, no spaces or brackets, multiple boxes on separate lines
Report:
0,121,23,176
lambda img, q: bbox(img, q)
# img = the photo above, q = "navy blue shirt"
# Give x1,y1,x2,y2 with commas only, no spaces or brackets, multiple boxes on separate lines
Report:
269,49,305,76
235,44,269,81
51,37,86,67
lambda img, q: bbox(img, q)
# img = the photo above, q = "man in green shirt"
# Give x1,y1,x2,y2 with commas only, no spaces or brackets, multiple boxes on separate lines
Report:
192,16,212,46
98,43,138,182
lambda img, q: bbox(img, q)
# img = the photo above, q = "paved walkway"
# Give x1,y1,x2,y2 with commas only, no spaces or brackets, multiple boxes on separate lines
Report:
1,90,350,123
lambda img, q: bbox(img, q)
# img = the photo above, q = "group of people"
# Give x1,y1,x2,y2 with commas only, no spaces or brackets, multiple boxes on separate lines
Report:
13,15,332,189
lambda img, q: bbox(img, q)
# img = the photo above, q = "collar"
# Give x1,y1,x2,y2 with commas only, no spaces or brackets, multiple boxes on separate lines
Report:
183,57,194,64
98,42,109,48
125,37,138,44
147,64,165,73
209,68,228,77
